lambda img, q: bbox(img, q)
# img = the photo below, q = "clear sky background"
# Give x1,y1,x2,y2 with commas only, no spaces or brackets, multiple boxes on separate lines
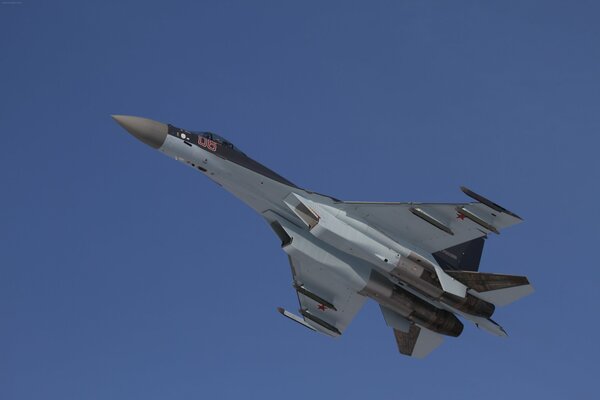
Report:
1,1,599,399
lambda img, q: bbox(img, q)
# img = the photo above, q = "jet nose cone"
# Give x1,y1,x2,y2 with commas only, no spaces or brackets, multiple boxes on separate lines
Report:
112,115,168,149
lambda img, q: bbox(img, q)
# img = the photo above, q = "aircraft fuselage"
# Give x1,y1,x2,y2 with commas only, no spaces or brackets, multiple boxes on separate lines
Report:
113,115,529,348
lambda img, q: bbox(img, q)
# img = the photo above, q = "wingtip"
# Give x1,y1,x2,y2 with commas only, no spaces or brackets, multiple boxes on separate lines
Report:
460,185,524,221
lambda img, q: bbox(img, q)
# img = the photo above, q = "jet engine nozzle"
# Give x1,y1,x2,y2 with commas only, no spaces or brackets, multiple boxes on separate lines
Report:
112,115,168,149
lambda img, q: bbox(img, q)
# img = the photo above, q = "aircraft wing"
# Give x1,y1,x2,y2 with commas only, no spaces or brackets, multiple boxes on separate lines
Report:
282,252,367,336
380,305,445,358
393,325,444,358
336,187,523,254
265,211,367,336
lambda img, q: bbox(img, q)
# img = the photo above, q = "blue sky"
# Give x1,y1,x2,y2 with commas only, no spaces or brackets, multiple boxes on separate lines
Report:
1,1,598,399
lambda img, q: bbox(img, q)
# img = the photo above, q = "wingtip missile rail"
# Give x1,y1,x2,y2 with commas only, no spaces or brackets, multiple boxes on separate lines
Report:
460,186,523,220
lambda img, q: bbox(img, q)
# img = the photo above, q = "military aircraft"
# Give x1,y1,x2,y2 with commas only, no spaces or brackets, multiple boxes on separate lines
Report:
112,115,533,358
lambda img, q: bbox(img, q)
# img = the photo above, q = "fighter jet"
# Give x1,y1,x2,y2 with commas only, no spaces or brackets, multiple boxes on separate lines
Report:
112,115,533,358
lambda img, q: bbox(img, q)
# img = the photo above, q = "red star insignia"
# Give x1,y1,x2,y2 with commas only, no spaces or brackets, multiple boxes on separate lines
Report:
317,304,327,311
456,212,465,220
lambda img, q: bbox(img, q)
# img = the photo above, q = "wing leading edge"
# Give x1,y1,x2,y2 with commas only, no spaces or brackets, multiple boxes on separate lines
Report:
336,187,523,255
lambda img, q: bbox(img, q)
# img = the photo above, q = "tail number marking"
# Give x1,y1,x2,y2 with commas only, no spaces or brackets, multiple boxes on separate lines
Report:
198,137,217,152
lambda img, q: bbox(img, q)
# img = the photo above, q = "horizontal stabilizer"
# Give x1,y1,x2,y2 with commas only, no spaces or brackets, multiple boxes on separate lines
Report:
393,325,444,358
380,305,411,333
470,316,508,337
475,285,534,307
445,271,533,306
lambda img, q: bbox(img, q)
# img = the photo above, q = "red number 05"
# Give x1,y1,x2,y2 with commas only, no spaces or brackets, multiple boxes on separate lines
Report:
198,137,217,152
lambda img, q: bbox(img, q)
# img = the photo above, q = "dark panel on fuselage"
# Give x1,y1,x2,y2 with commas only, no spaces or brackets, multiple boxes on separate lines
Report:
432,237,485,272
168,125,298,188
